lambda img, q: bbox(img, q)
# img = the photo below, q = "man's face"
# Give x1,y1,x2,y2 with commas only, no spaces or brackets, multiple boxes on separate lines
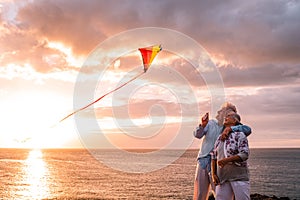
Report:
223,111,236,126
216,108,226,123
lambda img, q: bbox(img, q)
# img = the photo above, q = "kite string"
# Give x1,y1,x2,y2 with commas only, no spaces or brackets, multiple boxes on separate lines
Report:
59,71,145,123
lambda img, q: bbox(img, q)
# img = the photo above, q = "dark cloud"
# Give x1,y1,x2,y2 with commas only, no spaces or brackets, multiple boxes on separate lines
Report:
219,63,300,87
17,0,105,55
183,0,300,65
228,86,300,115
1,0,300,73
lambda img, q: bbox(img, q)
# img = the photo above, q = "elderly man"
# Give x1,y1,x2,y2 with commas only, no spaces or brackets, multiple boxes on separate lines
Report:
193,102,251,200
211,112,250,200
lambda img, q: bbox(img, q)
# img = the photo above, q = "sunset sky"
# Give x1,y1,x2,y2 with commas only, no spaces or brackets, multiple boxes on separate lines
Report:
0,0,300,149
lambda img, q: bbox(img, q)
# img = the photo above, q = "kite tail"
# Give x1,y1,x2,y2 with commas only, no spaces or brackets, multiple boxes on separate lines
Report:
59,71,145,123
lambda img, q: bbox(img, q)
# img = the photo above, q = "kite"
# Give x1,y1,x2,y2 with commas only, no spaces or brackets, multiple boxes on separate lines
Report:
139,45,162,72
59,45,162,123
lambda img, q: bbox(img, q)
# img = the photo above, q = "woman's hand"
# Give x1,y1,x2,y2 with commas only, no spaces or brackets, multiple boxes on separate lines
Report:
218,155,242,168
217,158,229,168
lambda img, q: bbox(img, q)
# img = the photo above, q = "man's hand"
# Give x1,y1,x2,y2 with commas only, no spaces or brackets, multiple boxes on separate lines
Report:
211,173,220,185
201,112,209,127
220,127,232,141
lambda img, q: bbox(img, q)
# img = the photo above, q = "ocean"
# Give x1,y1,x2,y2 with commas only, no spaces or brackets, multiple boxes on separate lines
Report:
0,148,299,199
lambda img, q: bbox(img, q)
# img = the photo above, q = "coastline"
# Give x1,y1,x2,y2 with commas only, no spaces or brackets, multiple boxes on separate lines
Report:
250,193,292,200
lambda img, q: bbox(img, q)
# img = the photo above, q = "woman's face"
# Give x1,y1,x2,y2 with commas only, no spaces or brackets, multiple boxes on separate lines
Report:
216,108,235,125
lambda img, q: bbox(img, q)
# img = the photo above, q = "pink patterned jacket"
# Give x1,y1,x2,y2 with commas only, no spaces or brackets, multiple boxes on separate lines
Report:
211,131,249,167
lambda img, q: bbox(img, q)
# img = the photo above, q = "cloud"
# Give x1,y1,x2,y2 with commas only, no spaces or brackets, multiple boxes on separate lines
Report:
1,0,300,73
87,97,198,120
0,22,81,73
17,1,106,55
227,85,300,115
219,63,300,87
179,0,300,66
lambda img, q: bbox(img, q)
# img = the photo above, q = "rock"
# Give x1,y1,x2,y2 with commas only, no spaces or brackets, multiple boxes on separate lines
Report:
207,193,291,200
250,193,290,200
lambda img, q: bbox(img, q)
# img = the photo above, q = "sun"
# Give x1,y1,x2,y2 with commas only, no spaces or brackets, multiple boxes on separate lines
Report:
1,91,76,148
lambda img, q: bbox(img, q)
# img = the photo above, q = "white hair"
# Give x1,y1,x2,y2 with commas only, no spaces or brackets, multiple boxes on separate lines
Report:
221,102,237,113
233,113,241,123
216,102,237,125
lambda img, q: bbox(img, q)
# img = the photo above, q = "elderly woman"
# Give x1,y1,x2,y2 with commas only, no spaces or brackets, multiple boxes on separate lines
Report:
211,112,250,200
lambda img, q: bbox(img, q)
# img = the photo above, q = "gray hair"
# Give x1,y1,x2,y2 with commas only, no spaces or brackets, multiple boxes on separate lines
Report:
216,102,237,125
233,113,241,123
221,102,237,113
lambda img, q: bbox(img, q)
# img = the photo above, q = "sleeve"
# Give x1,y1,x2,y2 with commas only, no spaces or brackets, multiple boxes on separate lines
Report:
231,124,252,136
237,133,249,161
193,120,210,139
210,136,220,160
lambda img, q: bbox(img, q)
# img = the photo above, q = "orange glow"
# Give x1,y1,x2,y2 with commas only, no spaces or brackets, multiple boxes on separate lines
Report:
46,41,85,67
20,149,50,198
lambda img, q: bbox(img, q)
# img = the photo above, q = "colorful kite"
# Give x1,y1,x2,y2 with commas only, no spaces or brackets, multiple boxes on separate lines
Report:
139,45,162,72
59,45,162,123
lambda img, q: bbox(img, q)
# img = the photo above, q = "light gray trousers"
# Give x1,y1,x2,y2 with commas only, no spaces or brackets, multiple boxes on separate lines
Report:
215,181,250,200
193,163,215,200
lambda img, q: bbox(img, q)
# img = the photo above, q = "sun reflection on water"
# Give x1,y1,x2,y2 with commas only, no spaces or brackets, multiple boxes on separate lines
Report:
20,149,50,199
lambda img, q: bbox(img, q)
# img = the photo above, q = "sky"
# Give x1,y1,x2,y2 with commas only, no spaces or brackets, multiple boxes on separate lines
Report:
0,0,300,149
